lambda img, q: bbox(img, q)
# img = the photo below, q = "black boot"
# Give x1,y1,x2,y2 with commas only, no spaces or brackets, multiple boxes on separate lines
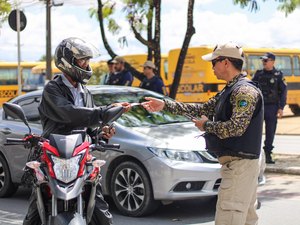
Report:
265,153,275,164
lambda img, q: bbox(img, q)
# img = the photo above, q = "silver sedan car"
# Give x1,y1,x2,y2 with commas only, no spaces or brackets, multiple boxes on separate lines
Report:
0,85,222,216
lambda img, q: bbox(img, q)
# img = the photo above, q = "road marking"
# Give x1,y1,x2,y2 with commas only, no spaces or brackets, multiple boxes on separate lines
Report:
0,210,23,225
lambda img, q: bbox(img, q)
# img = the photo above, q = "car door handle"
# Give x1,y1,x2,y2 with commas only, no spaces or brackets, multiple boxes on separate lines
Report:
0,128,12,135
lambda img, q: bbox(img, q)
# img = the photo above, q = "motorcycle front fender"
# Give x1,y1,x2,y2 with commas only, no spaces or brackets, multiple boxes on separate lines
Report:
48,176,85,200
50,212,86,225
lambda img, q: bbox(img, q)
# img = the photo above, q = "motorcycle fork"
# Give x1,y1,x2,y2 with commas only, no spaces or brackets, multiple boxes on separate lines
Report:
86,182,97,224
36,185,47,225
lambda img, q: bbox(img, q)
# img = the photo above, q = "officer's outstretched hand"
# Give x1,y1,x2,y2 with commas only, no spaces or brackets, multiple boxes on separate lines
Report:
142,97,165,112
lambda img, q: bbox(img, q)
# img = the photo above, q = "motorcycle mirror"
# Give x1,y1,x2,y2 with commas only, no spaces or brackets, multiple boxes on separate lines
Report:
102,106,124,124
3,102,31,133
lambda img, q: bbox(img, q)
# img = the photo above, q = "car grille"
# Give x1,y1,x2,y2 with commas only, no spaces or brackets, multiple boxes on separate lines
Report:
213,178,222,190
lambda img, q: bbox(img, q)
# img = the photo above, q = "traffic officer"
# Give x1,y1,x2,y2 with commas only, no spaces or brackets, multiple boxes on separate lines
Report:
107,56,133,86
141,42,263,225
252,52,287,164
140,61,168,95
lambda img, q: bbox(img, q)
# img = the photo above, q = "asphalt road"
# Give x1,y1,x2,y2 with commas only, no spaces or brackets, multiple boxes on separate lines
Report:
1,172,300,225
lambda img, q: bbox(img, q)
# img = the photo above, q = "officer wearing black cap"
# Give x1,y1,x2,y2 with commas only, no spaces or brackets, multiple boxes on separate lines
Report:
252,52,287,164
100,59,115,85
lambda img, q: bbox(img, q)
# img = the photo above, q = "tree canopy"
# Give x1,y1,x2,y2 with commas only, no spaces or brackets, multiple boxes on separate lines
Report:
234,0,300,16
0,0,11,28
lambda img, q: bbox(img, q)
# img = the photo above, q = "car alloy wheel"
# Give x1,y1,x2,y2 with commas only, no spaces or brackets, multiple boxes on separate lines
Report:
110,161,159,217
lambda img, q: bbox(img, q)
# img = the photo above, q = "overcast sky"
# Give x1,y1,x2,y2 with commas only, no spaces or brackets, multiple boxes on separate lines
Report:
1,0,300,62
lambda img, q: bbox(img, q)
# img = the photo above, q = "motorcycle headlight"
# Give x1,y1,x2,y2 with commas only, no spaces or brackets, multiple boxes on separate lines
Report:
51,155,81,183
148,147,202,163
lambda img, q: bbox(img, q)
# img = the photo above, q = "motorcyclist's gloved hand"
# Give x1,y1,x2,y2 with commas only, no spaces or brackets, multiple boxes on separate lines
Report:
111,102,131,112
101,124,116,140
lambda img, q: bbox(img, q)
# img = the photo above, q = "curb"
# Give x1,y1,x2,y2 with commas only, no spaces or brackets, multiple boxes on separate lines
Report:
264,153,300,176
265,166,300,175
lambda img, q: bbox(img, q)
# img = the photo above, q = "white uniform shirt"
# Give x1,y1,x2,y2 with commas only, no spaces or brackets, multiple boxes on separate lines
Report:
61,74,84,107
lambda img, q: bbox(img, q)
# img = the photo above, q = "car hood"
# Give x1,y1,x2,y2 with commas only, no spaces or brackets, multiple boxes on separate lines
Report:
129,122,206,151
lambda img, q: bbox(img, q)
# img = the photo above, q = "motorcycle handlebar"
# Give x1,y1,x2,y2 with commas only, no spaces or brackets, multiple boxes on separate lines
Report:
90,143,123,153
101,143,120,149
4,137,27,146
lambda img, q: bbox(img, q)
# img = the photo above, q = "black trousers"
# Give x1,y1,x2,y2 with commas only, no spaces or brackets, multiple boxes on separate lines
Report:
263,104,278,156
23,183,113,225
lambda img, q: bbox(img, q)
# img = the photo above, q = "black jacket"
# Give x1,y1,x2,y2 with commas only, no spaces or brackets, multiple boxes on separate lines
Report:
38,75,109,138
252,68,287,109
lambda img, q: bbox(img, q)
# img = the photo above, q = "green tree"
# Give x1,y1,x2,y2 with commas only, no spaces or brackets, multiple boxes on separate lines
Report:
233,0,300,15
0,0,11,28
91,0,195,99
90,0,158,81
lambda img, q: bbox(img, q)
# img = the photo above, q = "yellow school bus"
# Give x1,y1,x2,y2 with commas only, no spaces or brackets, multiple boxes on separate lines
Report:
0,61,42,106
168,47,222,103
122,54,170,87
168,46,300,114
29,61,108,86
243,48,300,114
23,62,61,92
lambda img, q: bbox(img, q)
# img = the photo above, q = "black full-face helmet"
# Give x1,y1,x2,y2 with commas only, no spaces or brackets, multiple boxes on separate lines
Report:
54,37,98,84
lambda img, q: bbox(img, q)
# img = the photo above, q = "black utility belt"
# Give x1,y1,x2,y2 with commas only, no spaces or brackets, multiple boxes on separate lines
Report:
217,152,259,160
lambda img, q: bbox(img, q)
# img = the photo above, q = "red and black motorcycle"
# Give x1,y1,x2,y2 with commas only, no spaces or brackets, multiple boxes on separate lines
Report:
3,102,124,225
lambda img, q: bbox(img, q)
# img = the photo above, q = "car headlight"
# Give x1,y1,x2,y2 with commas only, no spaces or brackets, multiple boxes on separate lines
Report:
51,155,81,183
148,147,202,163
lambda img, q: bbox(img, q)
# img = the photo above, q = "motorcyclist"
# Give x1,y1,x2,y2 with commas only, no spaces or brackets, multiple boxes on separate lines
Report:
23,37,130,225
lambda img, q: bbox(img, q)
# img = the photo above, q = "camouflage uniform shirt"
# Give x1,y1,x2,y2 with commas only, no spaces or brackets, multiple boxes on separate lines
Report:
164,74,261,139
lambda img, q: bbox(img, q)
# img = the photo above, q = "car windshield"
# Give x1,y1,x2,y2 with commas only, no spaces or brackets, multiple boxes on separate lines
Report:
92,90,190,127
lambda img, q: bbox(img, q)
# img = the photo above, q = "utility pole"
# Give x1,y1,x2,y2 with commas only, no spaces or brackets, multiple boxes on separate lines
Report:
46,0,52,80
44,0,64,81
16,7,22,96
9,1,27,96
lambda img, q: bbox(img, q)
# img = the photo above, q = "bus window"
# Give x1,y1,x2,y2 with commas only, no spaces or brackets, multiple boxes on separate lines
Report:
0,62,42,106
0,68,17,85
276,56,292,76
247,55,262,76
293,56,300,76
22,68,32,82
247,55,292,76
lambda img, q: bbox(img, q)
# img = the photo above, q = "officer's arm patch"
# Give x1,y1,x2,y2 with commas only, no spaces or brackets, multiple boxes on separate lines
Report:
235,94,251,113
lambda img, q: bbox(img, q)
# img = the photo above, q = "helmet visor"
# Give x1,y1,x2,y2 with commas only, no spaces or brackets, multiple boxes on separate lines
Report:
67,37,100,60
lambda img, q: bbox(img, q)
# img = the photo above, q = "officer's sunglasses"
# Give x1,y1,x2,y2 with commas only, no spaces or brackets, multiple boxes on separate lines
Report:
212,57,227,67
262,59,273,63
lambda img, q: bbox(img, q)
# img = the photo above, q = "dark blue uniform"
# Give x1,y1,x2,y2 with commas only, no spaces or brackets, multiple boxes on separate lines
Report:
107,69,133,86
139,76,168,95
252,68,287,161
